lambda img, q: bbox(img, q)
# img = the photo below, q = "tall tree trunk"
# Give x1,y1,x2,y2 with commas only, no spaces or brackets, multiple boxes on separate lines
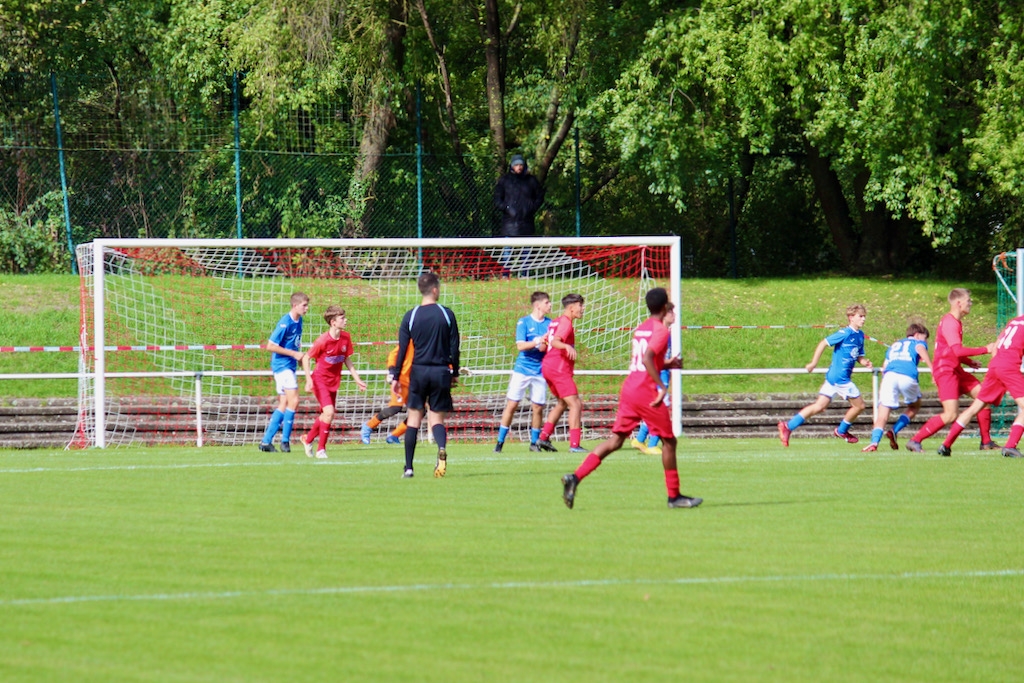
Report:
343,0,406,236
805,141,858,266
479,0,506,166
533,17,581,185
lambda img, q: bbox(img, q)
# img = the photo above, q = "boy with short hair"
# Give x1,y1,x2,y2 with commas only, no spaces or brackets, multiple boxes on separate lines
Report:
862,323,932,452
561,292,700,510
631,306,676,456
494,291,552,453
906,288,998,453
299,305,367,459
537,293,586,453
934,314,1024,458
259,292,309,453
361,341,414,445
777,304,874,446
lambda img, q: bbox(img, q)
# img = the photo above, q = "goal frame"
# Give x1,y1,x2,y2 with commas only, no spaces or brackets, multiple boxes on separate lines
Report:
84,236,682,448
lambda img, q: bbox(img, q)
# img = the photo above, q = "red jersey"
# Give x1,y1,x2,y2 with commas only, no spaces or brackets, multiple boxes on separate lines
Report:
989,315,1024,372
933,313,988,372
308,330,353,392
621,317,670,398
541,314,576,377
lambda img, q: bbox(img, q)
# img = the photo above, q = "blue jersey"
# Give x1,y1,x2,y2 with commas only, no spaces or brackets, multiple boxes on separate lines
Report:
884,337,928,381
824,326,865,385
268,312,303,372
513,314,550,376
659,339,672,386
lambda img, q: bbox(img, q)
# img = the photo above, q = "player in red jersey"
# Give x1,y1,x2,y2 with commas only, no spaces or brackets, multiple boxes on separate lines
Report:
936,315,1024,458
906,288,997,453
536,293,586,453
299,305,367,459
561,289,702,510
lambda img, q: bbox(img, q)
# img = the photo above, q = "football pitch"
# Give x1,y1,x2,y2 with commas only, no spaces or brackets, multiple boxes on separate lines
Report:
1,438,1021,682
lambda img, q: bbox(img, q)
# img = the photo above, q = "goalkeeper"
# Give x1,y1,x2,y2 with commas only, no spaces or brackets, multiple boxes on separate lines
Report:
361,342,414,445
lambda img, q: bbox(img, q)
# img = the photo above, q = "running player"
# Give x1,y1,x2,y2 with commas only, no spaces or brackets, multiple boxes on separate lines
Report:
861,322,932,452
494,292,552,453
258,292,309,453
299,305,367,459
536,293,586,453
361,342,414,445
906,288,998,453
394,272,461,478
935,314,1024,458
777,304,874,446
561,290,700,509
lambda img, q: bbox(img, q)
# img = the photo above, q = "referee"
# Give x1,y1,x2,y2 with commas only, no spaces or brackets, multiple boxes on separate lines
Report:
393,271,461,478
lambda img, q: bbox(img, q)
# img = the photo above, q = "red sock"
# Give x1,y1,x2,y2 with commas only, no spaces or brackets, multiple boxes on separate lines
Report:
318,421,331,451
1007,424,1024,449
574,453,602,480
912,415,946,443
304,419,322,445
665,469,680,498
540,421,555,441
978,408,993,443
943,421,965,448
569,428,582,448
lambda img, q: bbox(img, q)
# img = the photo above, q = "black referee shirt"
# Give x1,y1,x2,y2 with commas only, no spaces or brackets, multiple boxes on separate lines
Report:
395,303,460,376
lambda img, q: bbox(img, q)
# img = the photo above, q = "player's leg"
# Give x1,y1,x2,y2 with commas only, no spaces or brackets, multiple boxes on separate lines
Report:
313,401,335,458
528,377,547,449
1000,396,1024,458
835,384,865,442
864,405,892,452
940,397,990,455
562,430,628,509
907,367,964,451
564,394,584,452
778,392,832,446
278,383,300,452
967,381,999,449
260,373,292,451
494,399,520,453
537,396,566,452
660,436,702,508
427,369,453,477
632,421,650,451
402,407,424,476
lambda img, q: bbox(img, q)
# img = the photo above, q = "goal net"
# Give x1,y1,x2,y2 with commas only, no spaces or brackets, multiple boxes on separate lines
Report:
73,237,680,448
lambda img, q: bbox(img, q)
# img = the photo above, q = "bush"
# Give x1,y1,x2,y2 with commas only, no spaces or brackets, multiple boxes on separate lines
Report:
0,191,71,273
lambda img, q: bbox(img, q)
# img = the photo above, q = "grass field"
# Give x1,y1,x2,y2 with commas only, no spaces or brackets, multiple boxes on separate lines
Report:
2,438,1021,682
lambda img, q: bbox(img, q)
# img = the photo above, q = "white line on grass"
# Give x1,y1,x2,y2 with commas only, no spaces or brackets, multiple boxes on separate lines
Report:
2,568,1021,607
0,455,560,475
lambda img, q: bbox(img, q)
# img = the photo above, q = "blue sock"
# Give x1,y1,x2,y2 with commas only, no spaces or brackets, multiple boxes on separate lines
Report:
787,414,806,432
871,428,883,445
893,414,911,434
530,427,541,444
838,420,852,435
262,409,284,444
647,435,660,448
497,425,509,444
281,409,296,443
637,423,650,442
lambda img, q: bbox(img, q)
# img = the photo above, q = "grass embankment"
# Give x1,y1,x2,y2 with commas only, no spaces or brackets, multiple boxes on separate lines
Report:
0,274,999,398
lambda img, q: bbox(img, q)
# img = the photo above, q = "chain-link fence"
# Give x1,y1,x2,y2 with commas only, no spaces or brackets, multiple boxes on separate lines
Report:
1,72,608,272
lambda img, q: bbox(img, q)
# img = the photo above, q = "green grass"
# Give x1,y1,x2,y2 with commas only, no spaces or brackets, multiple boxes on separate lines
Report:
0,274,1002,398
1,439,1022,682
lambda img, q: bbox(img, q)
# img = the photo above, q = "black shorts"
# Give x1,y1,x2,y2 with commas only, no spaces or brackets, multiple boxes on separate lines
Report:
407,365,453,413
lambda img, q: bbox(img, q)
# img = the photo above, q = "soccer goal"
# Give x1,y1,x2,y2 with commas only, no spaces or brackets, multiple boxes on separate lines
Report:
73,237,681,448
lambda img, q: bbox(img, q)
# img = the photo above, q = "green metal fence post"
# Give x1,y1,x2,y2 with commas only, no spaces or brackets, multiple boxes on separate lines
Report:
50,73,76,273
574,125,581,238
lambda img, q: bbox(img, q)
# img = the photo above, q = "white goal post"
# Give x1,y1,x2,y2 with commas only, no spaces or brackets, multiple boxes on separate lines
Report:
76,237,681,449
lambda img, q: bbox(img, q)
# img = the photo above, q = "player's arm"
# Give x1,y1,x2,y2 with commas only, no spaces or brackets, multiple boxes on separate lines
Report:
449,309,461,387
644,347,668,407
344,356,367,391
301,343,317,393
805,338,830,373
393,313,412,392
917,341,934,370
547,328,576,361
515,323,543,352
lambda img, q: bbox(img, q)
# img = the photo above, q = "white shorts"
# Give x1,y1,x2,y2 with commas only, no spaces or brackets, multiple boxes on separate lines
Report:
273,369,299,394
878,372,921,409
818,379,861,400
506,371,547,405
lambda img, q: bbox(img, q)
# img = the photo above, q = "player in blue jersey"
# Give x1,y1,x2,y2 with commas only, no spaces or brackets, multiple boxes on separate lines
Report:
777,304,874,446
259,292,309,453
862,322,932,452
494,292,552,452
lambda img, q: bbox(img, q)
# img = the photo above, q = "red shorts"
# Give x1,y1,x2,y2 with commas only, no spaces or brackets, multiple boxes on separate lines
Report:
933,365,980,402
545,373,578,399
312,383,338,410
611,395,674,438
977,366,1024,405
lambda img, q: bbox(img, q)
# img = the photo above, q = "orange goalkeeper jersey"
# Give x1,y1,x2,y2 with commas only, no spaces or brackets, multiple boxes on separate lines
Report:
387,342,414,385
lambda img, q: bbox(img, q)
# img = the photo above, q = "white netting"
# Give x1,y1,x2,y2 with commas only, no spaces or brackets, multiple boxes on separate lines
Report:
74,239,676,448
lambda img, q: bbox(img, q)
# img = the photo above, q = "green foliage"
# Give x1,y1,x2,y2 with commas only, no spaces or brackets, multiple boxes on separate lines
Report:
0,191,69,273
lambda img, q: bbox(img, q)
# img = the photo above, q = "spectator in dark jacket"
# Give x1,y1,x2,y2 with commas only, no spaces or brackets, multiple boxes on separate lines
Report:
493,154,545,237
